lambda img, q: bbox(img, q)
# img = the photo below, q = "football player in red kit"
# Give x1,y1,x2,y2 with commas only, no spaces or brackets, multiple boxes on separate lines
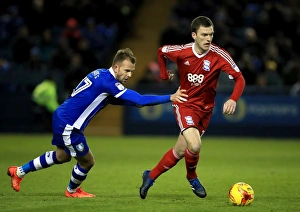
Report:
140,16,245,199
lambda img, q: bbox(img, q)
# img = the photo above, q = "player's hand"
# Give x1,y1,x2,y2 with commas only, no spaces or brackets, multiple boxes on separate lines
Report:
170,86,188,103
223,99,236,115
168,70,174,81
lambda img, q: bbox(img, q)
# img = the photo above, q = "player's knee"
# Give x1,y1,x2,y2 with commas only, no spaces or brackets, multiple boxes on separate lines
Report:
55,150,72,163
78,154,95,170
78,159,94,170
188,142,201,154
88,158,95,168
189,147,200,154
174,147,185,158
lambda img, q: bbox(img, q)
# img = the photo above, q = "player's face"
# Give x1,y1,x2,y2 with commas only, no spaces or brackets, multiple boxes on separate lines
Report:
114,59,135,84
192,26,214,54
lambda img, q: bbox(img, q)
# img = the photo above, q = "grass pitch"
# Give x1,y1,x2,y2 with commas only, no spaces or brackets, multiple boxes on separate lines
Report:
0,134,299,212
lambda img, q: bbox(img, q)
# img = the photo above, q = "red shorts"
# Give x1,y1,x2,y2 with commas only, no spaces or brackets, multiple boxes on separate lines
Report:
172,103,212,136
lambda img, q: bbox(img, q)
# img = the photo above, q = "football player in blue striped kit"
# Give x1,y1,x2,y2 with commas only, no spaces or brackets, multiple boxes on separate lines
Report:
7,48,188,198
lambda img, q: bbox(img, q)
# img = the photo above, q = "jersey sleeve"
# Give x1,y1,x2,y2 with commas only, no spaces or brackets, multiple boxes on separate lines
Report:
218,52,246,102
117,89,171,106
100,72,128,98
229,74,245,102
158,45,181,80
101,72,171,106
109,97,135,106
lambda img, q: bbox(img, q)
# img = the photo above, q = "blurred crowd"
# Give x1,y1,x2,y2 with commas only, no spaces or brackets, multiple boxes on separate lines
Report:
1,0,300,97
139,0,300,96
0,0,143,99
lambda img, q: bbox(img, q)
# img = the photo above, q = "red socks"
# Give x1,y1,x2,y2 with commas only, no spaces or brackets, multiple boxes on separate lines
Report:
185,148,199,180
149,148,199,181
149,148,180,180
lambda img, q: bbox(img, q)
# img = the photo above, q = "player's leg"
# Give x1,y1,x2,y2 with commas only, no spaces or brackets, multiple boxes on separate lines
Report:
64,131,95,198
7,147,69,192
183,127,206,198
182,110,212,198
139,134,186,199
182,127,202,179
150,133,186,179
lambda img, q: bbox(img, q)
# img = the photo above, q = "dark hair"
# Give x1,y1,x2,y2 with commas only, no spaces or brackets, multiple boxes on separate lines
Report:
112,48,136,65
191,16,214,33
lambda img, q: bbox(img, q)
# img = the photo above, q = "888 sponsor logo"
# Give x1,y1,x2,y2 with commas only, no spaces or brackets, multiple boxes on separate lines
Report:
187,73,204,86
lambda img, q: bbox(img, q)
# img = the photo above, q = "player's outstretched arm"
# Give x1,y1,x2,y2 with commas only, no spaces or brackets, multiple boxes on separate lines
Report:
112,87,188,107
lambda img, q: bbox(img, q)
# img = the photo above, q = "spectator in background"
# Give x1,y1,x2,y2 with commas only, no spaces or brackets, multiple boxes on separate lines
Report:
0,5,24,44
263,60,283,86
263,38,285,76
0,58,10,73
282,56,300,85
24,46,48,73
241,27,264,73
137,61,179,92
53,0,77,26
236,52,257,85
290,73,300,96
138,61,162,84
76,38,98,70
81,17,117,54
21,0,51,36
39,28,55,63
81,17,106,51
61,17,82,51
32,74,59,131
255,73,267,88
76,0,99,25
0,58,12,92
50,37,73,71
160,16,191,46
11,25,32,66
64,52,89,95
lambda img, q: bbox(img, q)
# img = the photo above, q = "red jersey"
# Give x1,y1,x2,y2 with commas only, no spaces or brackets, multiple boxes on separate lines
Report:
158,42,245,112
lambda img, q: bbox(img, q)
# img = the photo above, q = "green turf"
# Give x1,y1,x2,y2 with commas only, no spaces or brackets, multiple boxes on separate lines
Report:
0,134,299,212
